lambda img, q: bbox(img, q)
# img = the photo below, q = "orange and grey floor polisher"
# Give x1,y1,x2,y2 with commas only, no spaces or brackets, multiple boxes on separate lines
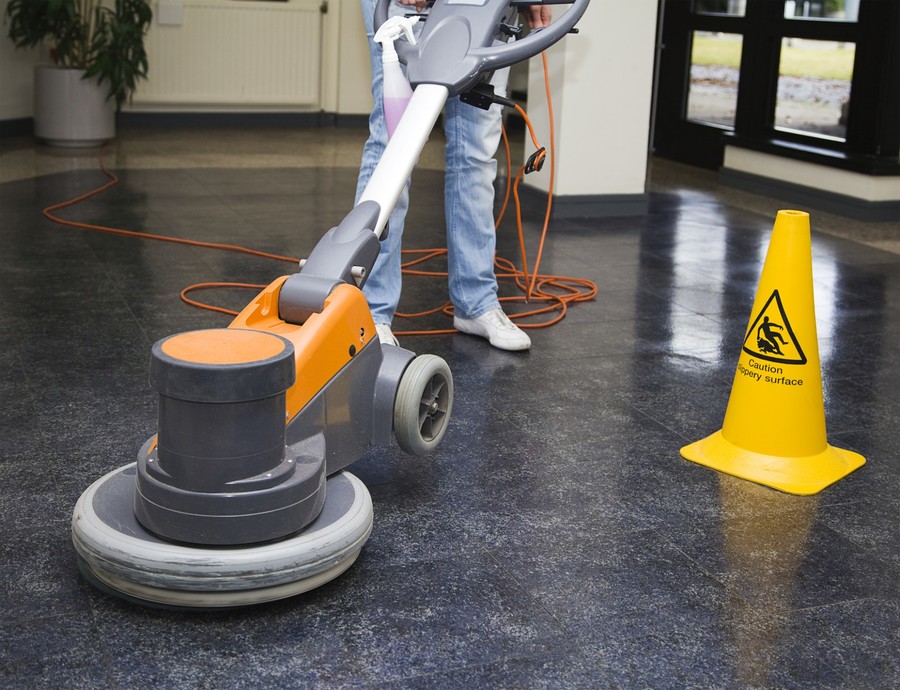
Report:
71,0,589,608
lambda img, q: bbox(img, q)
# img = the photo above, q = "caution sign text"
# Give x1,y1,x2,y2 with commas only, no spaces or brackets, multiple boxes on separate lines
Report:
737,359,804,387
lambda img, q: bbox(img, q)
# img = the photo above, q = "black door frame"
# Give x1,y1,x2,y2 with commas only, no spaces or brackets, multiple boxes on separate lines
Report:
652,0,899,174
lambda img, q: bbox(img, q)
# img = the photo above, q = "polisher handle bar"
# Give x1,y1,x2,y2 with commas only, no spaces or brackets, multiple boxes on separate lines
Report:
458,1,589,75
374,0,589,79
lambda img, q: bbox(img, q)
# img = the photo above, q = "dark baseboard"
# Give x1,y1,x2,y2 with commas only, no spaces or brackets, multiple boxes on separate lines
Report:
332,113,370,129
720,168,900,223
116,111,344,129
0,117,32,138
2,112,371,139
517,184,649,218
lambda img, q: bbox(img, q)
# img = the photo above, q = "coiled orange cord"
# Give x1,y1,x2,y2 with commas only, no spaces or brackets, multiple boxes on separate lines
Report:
41,52,596,331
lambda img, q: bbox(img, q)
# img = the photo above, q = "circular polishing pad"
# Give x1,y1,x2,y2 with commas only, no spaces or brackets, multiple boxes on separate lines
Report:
72,463,372,608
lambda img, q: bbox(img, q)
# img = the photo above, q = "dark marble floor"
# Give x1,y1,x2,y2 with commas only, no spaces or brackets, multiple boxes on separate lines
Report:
0,158,898,689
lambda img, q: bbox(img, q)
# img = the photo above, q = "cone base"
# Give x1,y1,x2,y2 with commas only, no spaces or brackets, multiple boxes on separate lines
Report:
680,430,865,495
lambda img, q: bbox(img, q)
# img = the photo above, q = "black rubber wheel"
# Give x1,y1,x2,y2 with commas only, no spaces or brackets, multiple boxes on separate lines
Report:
393,354,453,455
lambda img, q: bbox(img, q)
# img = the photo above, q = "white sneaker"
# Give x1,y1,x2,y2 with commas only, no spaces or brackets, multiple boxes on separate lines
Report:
453,307,531,351
375,322,399,347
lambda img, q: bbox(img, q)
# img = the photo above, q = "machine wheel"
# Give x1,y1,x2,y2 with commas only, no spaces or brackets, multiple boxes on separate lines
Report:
394,354,453,455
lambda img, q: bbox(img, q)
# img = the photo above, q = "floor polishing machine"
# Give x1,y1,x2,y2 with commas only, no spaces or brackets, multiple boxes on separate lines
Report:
71,0,589,608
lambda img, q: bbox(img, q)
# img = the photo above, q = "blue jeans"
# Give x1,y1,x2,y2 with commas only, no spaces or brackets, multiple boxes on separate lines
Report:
355,0,509,324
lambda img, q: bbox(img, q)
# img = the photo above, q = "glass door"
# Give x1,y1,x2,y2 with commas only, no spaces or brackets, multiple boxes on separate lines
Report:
654,0,752,168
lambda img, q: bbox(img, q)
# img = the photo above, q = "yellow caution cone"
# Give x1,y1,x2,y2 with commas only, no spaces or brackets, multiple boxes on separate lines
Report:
680,210,865,494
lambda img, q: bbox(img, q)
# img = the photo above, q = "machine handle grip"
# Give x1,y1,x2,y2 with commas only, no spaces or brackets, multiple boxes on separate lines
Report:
374,0,391,31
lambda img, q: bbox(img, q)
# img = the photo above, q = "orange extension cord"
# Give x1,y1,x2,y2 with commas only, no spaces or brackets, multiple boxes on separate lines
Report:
41,53,596,334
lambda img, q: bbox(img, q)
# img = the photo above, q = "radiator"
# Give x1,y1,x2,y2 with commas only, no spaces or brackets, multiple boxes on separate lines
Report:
134,0,323,109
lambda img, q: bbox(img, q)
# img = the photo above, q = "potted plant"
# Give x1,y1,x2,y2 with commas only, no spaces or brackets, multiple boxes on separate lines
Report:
4,0,153,146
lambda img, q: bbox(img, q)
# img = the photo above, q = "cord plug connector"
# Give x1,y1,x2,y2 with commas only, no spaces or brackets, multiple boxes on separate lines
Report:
525,147,546,174
460,82,517,110
460,83,496,110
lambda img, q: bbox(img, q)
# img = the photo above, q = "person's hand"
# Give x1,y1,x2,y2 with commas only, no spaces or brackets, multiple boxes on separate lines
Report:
525,5,552,29
396,0,428,12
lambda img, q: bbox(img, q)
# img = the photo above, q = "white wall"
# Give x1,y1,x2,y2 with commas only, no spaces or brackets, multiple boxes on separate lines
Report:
321,0,373,116
334,0,374,115
132,0,371,114
523,1,659,198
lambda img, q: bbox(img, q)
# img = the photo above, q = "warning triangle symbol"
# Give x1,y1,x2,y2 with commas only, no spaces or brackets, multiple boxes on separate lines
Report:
742,289,807,365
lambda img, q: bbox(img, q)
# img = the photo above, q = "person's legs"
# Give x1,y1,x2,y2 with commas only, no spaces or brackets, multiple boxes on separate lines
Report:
355,0,410,326
355,4,528,349
443,69,531,350
442,68,508,321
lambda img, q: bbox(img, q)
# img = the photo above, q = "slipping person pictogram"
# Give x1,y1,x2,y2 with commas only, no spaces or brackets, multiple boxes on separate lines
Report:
757,316,788,355
742,289,807,365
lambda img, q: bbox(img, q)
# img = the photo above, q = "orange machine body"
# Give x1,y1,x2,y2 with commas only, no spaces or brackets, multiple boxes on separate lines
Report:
229,277,378,423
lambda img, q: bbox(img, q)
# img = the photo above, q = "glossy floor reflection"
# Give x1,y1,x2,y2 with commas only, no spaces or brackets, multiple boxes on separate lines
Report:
0,131,898,688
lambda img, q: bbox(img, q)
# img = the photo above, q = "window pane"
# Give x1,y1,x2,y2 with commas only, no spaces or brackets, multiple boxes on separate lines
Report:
775,38,855,140
687,31,742,128
784,0,859,22
693,0,746,16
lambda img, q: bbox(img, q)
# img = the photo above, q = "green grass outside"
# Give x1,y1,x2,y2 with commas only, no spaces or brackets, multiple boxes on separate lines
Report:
691,35,855,80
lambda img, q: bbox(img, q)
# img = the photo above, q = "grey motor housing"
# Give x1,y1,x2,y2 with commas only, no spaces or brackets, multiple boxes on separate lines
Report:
134,329,326,546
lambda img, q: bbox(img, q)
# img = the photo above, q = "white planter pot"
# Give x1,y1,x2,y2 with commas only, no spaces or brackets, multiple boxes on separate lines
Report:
33,66,116,147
